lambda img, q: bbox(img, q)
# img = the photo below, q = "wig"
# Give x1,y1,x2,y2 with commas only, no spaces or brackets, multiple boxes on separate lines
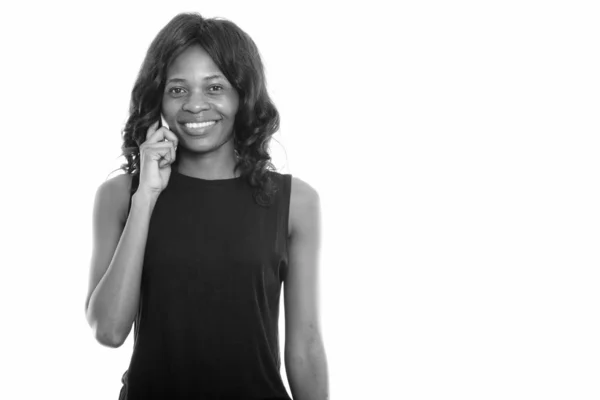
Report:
116,12,280,207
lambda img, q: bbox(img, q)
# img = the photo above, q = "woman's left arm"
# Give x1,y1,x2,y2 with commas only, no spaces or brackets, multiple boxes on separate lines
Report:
284,177,330,400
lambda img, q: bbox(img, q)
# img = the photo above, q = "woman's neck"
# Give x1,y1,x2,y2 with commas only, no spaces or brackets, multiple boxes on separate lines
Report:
173,157,240,180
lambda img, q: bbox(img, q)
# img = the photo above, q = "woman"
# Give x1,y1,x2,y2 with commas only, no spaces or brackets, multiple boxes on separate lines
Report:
84,12,329,399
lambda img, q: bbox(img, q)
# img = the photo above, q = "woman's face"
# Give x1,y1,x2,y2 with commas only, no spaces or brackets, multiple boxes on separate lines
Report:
162,44,239,154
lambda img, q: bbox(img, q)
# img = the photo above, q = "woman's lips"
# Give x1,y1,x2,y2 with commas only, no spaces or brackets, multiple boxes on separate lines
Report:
181,120,219,136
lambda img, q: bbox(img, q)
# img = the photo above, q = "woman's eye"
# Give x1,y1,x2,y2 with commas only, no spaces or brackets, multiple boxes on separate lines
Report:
169,87,186,95
209,85,223,92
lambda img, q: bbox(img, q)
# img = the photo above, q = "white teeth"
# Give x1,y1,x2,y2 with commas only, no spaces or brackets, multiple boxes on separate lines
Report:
185,121,217,128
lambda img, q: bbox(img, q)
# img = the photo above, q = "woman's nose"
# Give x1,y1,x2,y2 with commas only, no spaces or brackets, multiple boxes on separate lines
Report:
182,92,211,112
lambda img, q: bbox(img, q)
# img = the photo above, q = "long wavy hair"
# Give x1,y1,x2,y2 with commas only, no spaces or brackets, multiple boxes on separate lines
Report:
114,12,280,207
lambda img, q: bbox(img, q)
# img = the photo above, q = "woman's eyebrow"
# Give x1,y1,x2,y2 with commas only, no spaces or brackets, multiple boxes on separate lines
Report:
166,74,226,84
203,74,226,81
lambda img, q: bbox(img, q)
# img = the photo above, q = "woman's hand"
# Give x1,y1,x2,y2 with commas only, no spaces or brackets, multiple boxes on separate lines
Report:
137,120,179,196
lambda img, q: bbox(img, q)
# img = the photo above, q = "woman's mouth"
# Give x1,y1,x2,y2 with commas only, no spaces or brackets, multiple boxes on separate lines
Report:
182,120,219,135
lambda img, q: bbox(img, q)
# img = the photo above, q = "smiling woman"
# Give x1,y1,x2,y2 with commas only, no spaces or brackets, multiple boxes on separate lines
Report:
84,11,328,400
161,48,239,157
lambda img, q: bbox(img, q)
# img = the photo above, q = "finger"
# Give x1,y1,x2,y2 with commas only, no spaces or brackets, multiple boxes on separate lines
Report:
159,150,172,168
169,141,176,162
149,126,170,144
157,152,166,169
148,141,176,158
142,141,173,163
162,145,174,163
159,127,179,150
152,127,179,150
146,120,160,141
158,142,176,166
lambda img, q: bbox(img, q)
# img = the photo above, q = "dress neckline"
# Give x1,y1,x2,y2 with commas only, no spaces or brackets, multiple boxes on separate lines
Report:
172,168,243,186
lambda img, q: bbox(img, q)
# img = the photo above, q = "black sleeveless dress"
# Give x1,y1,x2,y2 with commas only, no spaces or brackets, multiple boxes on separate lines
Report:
118,168,293,400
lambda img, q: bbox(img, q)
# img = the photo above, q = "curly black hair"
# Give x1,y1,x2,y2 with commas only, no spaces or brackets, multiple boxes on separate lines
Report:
113,12,281,207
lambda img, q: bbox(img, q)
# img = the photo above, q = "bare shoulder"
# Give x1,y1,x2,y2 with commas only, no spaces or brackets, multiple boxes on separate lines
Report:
289,176,320,238
96,173,133,226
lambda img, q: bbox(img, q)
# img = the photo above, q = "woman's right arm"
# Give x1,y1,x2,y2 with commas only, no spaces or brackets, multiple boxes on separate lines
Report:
85,179,158,348
86,120,178,348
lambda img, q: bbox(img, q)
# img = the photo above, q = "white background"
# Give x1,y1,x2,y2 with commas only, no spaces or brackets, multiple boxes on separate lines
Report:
1,1,599,399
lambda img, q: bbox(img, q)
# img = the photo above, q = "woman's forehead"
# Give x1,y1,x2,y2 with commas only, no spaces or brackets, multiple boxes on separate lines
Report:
166,45,223,80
